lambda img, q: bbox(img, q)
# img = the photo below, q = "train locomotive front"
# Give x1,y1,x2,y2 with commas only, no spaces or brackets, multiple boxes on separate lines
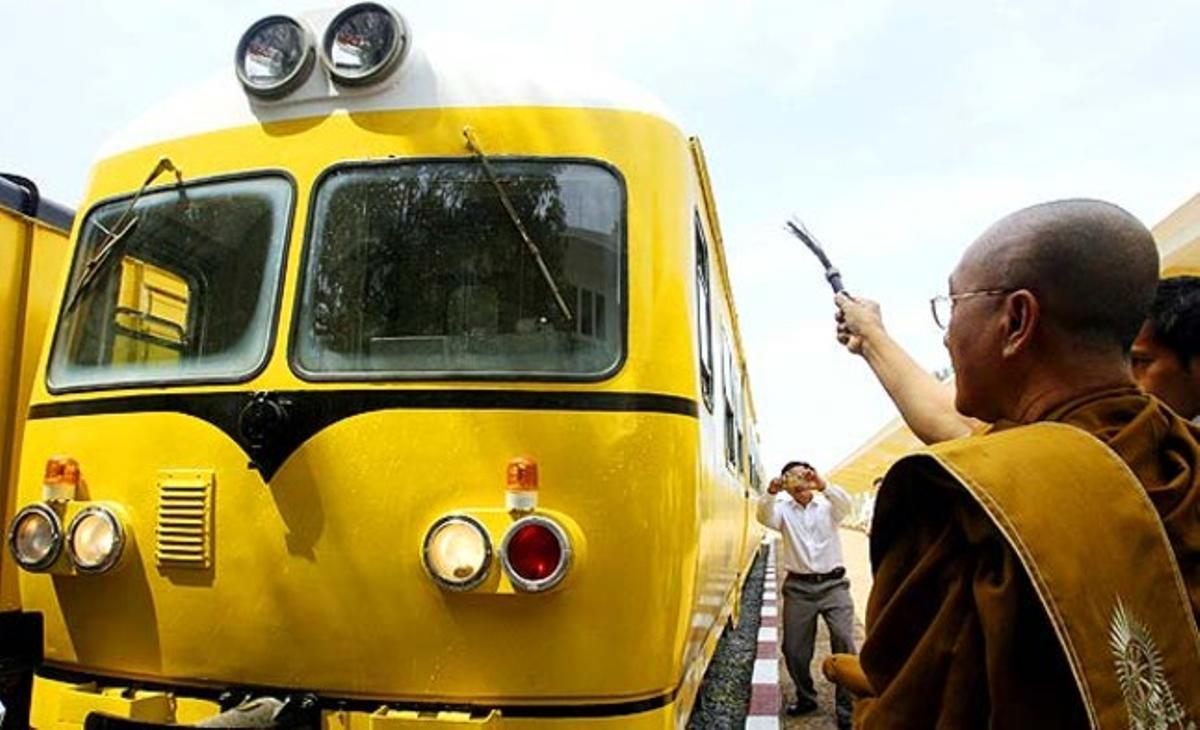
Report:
5,6,765,727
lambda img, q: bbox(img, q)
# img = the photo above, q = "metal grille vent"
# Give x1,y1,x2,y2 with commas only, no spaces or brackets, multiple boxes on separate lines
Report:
155,471,213,569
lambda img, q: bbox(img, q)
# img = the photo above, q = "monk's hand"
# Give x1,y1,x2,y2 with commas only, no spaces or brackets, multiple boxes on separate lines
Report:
835,293,884,356
823,654,875,698
768,477,784,495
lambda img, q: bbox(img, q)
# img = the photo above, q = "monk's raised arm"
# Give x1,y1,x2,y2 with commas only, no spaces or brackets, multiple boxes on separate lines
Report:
835,293,978,444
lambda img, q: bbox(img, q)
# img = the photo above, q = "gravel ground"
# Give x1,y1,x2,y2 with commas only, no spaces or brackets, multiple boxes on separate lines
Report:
686,547,767,730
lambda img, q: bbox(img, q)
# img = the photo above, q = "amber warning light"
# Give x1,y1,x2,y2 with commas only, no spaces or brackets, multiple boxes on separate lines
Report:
506,457,538,512
43,456,83,501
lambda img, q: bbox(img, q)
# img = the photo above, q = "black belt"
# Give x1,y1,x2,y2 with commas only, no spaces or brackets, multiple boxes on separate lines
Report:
787,567,845,583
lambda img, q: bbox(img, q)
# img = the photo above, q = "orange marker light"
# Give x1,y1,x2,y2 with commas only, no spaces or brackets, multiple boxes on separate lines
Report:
506,457,538,512
43,456,82,502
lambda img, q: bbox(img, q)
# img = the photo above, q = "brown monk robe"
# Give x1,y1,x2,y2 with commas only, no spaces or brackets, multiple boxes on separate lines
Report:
845,200,1200,728
1049,385,1200,620
856,419,1200,729
857,457,1088,727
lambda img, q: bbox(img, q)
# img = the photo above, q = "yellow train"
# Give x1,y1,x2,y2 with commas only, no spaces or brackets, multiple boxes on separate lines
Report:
3,5,765,728
0,173,74,727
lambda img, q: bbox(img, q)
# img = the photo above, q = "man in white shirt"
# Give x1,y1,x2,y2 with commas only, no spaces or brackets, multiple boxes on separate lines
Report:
757,460,856,728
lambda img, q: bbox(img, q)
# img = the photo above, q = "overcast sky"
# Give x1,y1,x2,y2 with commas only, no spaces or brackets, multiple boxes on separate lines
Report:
4,1,1199,474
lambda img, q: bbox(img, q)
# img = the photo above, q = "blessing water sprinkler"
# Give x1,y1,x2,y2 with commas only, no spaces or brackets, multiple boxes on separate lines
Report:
785,216,845,295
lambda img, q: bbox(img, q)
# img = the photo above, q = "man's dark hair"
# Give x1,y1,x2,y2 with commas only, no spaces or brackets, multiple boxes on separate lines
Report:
780,461,812,475
1146,276,1200,364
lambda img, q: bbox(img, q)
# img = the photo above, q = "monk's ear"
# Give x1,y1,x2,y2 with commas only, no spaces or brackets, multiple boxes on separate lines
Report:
1001,290,1039,357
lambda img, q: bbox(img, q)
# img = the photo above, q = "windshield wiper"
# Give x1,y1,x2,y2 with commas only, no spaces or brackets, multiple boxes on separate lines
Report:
64,157,185,315
462,127,573,323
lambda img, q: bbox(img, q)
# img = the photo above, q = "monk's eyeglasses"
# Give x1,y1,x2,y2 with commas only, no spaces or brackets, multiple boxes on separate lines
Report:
930,289,1015,330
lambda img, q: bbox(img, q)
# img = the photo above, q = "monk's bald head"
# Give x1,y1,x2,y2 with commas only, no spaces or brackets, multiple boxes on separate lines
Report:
960,199,1159,352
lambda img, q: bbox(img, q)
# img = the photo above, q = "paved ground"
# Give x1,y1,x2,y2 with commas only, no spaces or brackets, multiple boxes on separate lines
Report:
746,533,870,729
782,529,870,728
777,615,867,729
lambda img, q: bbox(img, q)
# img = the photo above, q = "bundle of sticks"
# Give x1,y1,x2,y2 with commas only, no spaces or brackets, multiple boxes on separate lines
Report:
784,217,846,295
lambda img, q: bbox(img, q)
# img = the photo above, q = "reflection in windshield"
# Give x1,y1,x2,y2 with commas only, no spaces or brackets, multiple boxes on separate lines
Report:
48,176,292,390
295,161,623,377
64,156,186,315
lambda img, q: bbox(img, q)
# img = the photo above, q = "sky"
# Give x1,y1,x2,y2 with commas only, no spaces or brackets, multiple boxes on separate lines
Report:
3,1,1199,474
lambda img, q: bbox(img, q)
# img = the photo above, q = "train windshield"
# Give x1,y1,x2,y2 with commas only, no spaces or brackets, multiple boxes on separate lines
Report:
294,160,624,378
48,175,292,391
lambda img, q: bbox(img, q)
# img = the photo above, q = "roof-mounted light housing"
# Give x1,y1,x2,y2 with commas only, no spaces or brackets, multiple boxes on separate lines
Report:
321,3,410,87
235,14,317,99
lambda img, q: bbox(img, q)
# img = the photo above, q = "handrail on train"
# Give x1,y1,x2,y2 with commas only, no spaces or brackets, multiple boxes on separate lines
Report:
0,174,74,233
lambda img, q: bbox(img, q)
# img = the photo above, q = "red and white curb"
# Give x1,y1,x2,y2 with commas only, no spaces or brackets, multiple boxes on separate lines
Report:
746,538,780,729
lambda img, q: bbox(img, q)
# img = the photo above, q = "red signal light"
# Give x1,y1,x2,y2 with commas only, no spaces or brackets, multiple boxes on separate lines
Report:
507,523,561,581
501,517,570,591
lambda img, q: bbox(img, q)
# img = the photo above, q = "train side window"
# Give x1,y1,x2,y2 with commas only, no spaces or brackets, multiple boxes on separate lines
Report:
736,373,747,473
719,336,747,475
695,216,714,410
722,331,738,470
749,445,762,493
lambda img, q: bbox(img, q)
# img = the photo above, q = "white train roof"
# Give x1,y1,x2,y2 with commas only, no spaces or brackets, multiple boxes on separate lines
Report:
98,15,680,160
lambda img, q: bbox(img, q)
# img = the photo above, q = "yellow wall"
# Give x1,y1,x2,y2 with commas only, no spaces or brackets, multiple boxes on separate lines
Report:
1156,193,1200,276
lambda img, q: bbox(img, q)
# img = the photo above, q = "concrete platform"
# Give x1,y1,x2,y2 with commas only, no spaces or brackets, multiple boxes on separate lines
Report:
745,529,871,729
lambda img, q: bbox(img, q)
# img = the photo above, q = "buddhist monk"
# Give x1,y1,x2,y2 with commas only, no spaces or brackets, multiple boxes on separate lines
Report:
836,224,1200,622
834,200,1200,727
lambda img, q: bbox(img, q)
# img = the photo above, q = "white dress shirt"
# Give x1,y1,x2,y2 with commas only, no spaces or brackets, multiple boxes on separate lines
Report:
756,485,853,575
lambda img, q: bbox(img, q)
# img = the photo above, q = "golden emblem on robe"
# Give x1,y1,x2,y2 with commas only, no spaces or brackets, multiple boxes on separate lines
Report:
1109,599,1195,730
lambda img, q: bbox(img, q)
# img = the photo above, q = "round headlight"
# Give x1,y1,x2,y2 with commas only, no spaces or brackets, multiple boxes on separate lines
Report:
67,506,125,574
500,516,571,593
422,515,492,591
235,15,317,99
321,3,410,87
7,504,63,572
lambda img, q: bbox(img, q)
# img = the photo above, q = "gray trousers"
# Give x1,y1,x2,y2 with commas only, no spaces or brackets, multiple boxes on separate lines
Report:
782,574,857,728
